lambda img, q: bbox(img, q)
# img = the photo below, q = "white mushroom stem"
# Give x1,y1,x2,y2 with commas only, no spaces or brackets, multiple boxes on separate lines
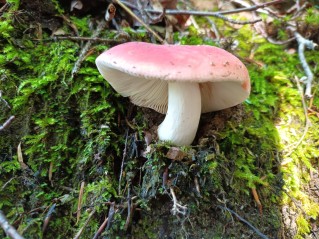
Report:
157,81,201,146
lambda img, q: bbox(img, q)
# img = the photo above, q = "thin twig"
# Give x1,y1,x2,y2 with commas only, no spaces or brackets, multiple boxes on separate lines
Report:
92,217,108,239
113,0,165,43
285,76,311,157
0,210,25,239
42,204,56,233
225,0,285,15
118,129,129,195
0,3,10,16
294,32,317,98
73,209,96,239
122,0,283,15
124,185,135,231
266,36,296,45
218,206,269,239
71,20,106,78
52,36,125,43
105,202,115,231
0,116,15,131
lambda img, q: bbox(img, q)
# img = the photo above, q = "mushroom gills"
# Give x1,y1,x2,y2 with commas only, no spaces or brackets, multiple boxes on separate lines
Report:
157,81,201,146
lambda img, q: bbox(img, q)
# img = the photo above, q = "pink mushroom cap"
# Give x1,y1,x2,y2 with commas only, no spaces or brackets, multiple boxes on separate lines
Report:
96,42,250,114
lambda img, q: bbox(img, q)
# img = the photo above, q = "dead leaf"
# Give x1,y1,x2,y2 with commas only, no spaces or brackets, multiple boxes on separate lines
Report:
49,161,53,184
17,142,29,170
70,0,83,11
166,147,187,161
76,181,85,224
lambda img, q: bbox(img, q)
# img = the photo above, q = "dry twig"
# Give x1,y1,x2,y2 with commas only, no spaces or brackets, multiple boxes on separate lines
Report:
0,116,15,131
118,129,129,195
52,36,125,44
73,209,96,239
218,205,269,239
0,3,10,16
120,0,286,25
0,210,25,239
42,204,56,233
92,216,108,239
71,20,106,78
113,0,165,43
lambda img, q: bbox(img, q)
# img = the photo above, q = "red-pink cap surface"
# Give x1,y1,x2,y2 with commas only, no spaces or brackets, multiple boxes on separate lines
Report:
96,42,250,114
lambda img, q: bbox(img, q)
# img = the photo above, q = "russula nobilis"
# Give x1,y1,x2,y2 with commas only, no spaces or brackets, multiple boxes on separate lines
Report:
96,42,250,146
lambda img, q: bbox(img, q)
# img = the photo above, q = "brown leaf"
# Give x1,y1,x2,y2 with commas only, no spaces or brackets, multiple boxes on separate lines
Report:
166,147,187,161
17,142,29,170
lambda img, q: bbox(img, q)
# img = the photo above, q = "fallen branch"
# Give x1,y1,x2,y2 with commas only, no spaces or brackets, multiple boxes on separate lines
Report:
294,32,317,98
0,116,15,131
0,210,25,239
218,205,269,239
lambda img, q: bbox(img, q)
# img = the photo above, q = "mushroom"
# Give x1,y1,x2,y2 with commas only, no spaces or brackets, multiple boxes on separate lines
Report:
96,42,250,146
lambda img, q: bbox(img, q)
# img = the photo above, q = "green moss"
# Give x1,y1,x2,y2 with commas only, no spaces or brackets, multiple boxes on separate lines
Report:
1,1,319,238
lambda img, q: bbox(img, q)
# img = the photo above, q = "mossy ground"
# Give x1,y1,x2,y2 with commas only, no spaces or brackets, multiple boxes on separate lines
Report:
1,1,319,238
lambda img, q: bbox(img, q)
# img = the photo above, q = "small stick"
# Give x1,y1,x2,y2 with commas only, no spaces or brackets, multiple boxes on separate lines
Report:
105,202,115,231
0,211,25,239
227,0,284,15
113,0,165,43
92,217,108,239
0,3,10,16
118,129,129,195
124,186,133,231
121,1,261,25
0,116,15,131
120,0,283,16
42,204,56,233
73,209,96,239
218,205,269,239
71,19,107,78
52,36,125,44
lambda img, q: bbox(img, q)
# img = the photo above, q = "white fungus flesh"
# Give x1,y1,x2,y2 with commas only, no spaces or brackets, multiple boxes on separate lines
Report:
157,81,201,146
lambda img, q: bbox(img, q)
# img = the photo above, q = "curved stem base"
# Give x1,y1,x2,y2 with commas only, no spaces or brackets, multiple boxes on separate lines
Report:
157,81,201,146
